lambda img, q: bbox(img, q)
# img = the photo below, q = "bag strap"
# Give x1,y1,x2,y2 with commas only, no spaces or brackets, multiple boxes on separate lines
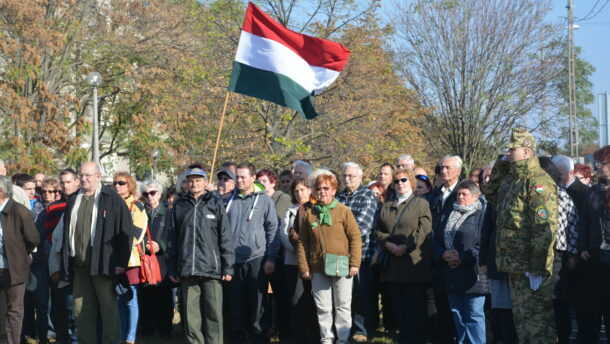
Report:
389,196,416,236
138,225,156,257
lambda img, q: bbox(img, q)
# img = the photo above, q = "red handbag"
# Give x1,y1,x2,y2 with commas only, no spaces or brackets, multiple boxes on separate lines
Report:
137,227,162,286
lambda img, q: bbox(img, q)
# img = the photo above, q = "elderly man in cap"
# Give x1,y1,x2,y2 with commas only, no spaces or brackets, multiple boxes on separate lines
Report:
485,128,558,344
167,167,234,344
216,169,236,202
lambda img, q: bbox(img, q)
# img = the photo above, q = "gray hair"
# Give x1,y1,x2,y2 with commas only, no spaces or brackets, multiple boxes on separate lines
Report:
551,155,574,173
175,171,188,194
397,155,414,164
308,168,336,188
0,176,13,199
342,162,363,176
293,160,313,174
456,179,480,195
441,155,463,170
141,179,164,194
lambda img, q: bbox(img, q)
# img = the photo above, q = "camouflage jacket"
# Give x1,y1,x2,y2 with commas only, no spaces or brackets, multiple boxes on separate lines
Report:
485,156,558,276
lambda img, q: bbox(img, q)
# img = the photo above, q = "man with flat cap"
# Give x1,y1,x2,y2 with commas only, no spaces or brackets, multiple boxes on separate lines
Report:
484,128,558,344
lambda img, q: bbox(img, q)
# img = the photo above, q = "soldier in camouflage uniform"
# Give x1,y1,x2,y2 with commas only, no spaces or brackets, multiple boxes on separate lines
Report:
484,128,558,344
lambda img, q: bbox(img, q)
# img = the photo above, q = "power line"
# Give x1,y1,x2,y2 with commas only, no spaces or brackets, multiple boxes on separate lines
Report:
577,0,610,22
577,0,602,22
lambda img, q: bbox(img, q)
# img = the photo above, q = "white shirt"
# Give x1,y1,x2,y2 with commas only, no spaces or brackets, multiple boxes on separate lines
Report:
441,180,458,207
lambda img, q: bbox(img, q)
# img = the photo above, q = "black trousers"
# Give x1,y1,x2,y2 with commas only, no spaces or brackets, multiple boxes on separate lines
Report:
225,257,270,344
575,258,610,344
139,283,174,336
432,289,456,344
490,308,517,344
269,258,291,341
389,282,427,344
284,265,319,344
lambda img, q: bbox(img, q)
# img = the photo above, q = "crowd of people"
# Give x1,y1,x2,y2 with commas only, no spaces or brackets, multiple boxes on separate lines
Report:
0,126,608,344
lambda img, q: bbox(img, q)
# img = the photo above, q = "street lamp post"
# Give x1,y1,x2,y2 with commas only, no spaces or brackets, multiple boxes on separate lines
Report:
87,72,102,167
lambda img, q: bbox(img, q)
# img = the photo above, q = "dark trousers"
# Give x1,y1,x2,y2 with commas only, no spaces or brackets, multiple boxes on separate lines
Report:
22,261,50,344
351,261,373,337
575,258,610,344
269,258,290,341
389,282,427,344
51,283,77,344
284,265,319,344
553,253,573,344
432,289,456,344
490,308,517,344
139,283,174,336
0,269,26,344
226,257,270,344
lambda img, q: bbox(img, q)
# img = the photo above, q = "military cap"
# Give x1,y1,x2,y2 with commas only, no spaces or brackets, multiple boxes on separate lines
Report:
506,127,536,150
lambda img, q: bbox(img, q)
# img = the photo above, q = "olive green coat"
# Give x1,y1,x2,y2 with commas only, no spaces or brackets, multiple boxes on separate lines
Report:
373,195,432,283
485,156,558,276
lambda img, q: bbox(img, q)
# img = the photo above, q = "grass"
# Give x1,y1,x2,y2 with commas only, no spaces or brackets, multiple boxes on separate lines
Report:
136,312,397,344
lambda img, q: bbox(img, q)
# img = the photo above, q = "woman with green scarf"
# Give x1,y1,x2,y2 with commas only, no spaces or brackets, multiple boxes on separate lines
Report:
296,170,362,344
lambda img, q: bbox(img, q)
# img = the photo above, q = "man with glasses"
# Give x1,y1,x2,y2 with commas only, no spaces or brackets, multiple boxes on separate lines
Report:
215,169,236,201
56,162,133,344
337,162,377,342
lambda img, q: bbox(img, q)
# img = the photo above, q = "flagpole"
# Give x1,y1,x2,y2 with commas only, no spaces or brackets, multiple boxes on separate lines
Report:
209,92,231,184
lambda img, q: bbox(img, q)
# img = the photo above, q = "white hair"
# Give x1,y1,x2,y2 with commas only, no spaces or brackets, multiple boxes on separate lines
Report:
551,155,574,173
0,176,12,199
293,160,313,174
141,179,164,194
441,155,463,169
342,162,363,176
307,168,337,189
397,155,414,164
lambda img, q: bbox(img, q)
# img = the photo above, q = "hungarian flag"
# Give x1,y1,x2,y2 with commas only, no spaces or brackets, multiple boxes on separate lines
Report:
228,2,351,119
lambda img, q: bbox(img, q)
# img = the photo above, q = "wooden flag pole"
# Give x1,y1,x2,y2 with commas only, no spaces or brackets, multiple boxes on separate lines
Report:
209,92,231,184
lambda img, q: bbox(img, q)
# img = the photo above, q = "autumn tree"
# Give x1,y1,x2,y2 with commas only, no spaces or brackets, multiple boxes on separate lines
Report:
391,0,563,169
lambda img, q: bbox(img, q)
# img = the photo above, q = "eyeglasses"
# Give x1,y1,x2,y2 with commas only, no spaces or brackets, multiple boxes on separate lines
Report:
113,181,128,186
596,162,609,169
142,190,158,197
393,178,409,184
41,190,58,194
316,186,332,191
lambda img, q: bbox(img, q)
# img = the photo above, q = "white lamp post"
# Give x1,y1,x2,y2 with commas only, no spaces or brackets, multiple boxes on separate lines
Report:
86,72,102,166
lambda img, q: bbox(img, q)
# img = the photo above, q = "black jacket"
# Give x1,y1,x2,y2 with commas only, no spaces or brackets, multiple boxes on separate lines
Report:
566,178,589,220
432,200,486,292
478,204,507,280
167,191,234,279
60,185,134,280
144,205,169,280
426,183,459,232
579,182,610,257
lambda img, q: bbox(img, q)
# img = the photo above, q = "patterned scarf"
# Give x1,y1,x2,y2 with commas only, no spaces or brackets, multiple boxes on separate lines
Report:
314,199,339,226
444,200,482,250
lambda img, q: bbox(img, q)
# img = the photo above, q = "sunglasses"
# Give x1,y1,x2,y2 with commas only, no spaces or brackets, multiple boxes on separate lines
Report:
393,178,409,184
41,190,59,194
316,186,332,191
142,190,158,197
217,177,231,182
416,174,429,181
113,181,128,186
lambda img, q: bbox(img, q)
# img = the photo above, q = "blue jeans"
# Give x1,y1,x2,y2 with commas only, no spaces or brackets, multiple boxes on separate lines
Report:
118,285,139,342
351,261,373,337
447,291,486,344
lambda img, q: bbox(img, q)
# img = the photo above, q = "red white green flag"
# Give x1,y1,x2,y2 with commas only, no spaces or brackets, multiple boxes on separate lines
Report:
228,2,351,119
